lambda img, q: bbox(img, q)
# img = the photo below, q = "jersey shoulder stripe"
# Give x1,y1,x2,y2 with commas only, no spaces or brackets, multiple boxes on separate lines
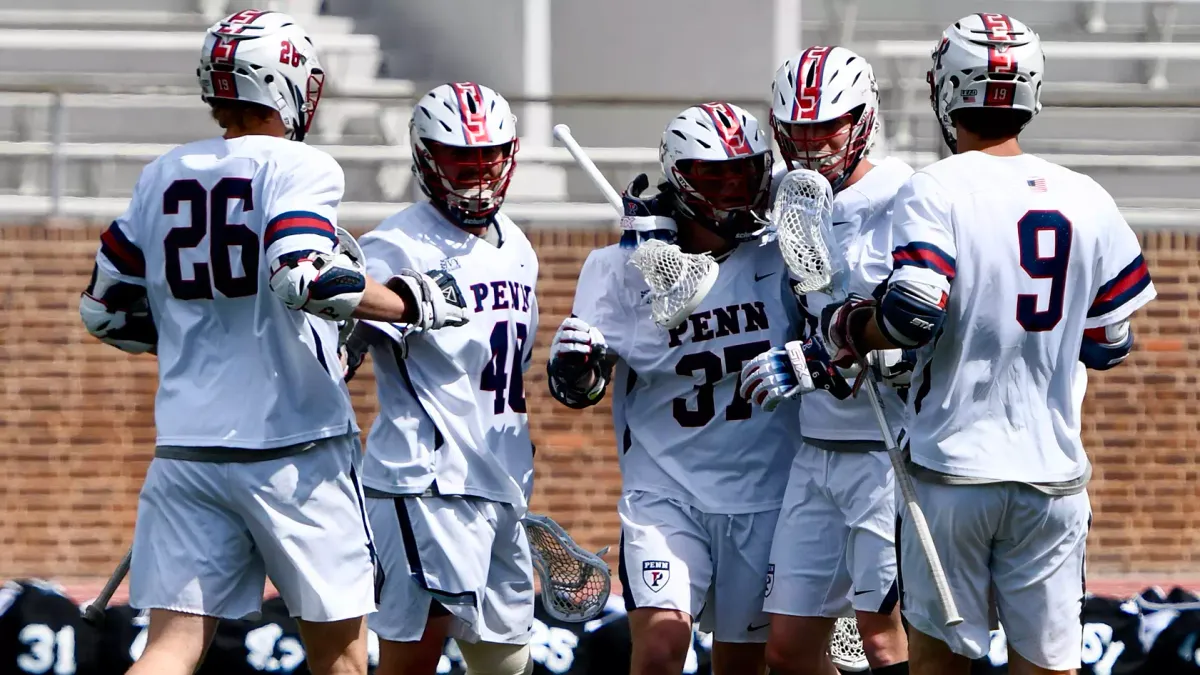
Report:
1090,254,1151,318
892,241,956,279
99,221,145,277
264,210,336,247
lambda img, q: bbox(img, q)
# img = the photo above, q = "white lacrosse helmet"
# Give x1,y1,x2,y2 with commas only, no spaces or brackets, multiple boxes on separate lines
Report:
198,9,325,142
660,102,773,241
929,13,1045,152
411,82,519,227
770,46,880,192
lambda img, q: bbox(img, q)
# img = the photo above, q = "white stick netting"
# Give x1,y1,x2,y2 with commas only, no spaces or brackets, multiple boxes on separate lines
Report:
627,239,719,330
829,617,869,672
770,169,845,297
523,514,612,623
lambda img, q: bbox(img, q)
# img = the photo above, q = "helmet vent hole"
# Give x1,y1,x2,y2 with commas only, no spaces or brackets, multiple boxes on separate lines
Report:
831,91,843,105
419,106,433,120
466,94,478,114
715,109,730,127
804,65,818,88
671,130,689,141
786,69,795,87
695,139,712,149
264,74,274,83
846,56,857,65
829,69,840,81
851,71,862,86
236,68,249,75
439,120,453,133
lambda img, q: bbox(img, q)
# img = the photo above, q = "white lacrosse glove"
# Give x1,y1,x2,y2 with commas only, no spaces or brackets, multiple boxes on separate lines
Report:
269,250,366,322
740,337,854,411
872,349,917,389
548,317,611,409
620,214,679,247
386,269,469,331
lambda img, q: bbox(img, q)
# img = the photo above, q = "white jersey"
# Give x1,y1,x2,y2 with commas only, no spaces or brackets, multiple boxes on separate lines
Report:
573,239,802,514
889,151,1155,483
771,158,914,441
93,135,356,450
359,202,538,508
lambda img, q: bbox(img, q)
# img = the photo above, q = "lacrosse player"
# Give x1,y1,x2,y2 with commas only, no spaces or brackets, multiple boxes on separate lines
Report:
548,102,801,675
77,10,468,675
820,14,1155,675
739,46,911,675
348,82,540,675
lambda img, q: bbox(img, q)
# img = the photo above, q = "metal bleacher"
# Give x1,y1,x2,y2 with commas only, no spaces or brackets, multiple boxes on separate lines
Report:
0,0,1198,226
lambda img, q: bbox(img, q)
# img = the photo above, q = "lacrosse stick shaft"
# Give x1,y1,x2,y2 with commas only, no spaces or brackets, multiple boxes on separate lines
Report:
862,373,963,627
84,546,132,624
553,124,623,214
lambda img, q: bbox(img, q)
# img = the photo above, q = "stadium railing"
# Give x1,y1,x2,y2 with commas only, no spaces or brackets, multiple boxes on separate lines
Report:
0,140,1196,230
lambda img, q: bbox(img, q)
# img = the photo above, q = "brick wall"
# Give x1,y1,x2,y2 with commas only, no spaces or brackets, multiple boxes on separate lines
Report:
0,225,1194,580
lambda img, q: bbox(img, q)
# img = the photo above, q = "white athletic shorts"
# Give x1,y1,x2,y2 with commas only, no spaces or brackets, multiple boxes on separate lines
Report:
898,479,1090,671
366,493,535,645
764,441,898,618
130,433,378,622
617,490,779,643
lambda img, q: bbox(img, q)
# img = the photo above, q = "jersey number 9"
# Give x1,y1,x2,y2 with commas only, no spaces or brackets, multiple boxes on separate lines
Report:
1016,210,1072,332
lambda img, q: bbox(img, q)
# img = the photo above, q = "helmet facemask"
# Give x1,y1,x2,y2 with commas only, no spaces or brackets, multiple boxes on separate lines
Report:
415,138,519,227
772,106,874,192
670,152,772,241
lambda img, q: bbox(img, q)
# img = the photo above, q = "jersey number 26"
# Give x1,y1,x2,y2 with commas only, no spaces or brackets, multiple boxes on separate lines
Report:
163,178,260,300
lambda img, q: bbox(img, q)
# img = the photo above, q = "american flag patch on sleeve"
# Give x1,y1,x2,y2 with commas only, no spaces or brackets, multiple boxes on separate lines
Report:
1026,177,1047,192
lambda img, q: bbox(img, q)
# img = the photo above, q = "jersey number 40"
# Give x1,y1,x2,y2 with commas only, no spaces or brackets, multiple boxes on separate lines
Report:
163,178,259,300
481,320,529,414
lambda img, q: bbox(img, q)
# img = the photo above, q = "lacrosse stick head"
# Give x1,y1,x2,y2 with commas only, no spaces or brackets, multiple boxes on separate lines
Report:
627,239,719,330
770,169,848,299
829,617,869,672
522,513,611,623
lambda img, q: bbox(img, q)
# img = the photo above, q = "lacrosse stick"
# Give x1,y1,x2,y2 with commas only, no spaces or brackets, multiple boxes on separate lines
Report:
772,168,963,628
553,124,720,330
830,617,869,672
521,513,611,623
83,546,132,625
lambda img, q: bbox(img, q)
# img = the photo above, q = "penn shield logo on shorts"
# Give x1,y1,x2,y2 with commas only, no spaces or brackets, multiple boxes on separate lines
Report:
764,564,775,598
643,561,670,592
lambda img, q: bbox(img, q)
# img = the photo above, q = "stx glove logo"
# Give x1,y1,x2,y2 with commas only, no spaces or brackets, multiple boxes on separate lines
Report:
643,561,670,592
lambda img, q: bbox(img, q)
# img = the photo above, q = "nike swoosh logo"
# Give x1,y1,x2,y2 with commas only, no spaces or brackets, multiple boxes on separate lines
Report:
755,272,776,282
747,622,770,631
832,221,852,227
854,589,874,596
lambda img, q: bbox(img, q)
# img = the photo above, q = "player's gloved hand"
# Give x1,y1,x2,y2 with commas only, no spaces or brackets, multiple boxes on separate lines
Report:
870,349,917,388
269,249,366,321
550,317,608,379
79,290,158,355
619,173,677,248
821,294,877,371
548,317,610,407
740,337,854,411
386,269,469,331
